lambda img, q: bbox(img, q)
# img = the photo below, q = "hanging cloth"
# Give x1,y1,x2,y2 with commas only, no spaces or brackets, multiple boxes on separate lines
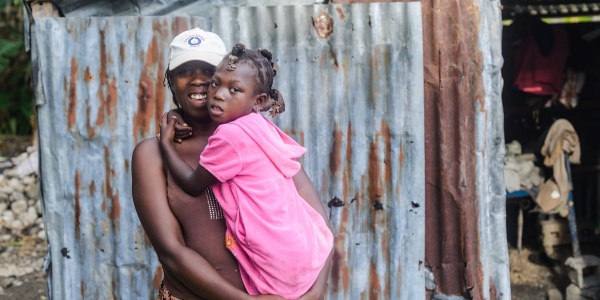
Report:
534,119,580,216
514,26,570,96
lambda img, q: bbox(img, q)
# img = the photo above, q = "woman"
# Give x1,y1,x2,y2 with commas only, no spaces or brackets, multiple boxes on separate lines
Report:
131,28,332,299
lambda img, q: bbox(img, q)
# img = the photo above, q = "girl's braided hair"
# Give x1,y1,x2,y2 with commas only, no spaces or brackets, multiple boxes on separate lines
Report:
226,43,285,116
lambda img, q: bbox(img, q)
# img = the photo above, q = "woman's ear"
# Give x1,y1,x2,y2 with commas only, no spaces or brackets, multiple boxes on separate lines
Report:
254,93,269,112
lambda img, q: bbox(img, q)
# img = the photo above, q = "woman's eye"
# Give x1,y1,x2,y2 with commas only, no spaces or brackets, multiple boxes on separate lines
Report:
178,69,192,76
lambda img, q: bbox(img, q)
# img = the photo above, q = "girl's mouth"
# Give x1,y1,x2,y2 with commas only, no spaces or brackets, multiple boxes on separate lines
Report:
209,104,224,116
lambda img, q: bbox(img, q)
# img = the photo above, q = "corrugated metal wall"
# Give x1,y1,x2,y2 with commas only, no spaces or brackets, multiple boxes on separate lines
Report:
213,4,425,299
32,0,510,299
31,2,428,299
32,16,213,299
422,0,509,299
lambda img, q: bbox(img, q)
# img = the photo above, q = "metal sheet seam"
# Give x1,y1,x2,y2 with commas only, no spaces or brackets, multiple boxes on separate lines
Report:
475,0,511,299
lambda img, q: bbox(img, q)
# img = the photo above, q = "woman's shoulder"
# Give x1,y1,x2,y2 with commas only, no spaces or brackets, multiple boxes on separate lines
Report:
132,137,161,161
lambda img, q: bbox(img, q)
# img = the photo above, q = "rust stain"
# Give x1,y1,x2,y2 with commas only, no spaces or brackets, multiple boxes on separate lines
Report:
173,18,188,37
136,76,153,135
103,146,120,226
74,171,81,239
331,198,350,293
99,30,108,82
81,280,85,299
346,122,353,180
135,34,160,138
381,229,390,299
120,43,125,65
153,265,163,290
153,46,166,128
313,11,334,39
104,146,113,198
330,123,342,175
335,6,346,21
369,259,382,299
89,180,95,196
112,278,117,300
368,141,382,204
124,159,129,173
68,58,78,129
423,0,485,298
85,105,96,139
110,192,120,224
489,277,498,299
84,67,93,83
106,78,118,130
101,199,106,212
381,121,392,184
96,30,108,130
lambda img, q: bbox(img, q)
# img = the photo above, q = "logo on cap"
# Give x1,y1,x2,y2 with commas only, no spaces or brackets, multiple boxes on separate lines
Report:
185,35,205,47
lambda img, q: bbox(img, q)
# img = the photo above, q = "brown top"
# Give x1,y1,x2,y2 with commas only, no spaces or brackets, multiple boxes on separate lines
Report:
163,167,246,299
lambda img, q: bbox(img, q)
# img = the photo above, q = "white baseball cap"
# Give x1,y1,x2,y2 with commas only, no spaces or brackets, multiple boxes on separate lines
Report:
168,28,227,70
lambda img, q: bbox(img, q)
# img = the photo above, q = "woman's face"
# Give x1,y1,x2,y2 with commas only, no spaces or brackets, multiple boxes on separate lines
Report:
207,63,261,124
171,60,216,122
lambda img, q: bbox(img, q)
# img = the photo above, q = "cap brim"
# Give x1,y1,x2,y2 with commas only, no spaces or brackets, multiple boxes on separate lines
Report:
169,51,224,70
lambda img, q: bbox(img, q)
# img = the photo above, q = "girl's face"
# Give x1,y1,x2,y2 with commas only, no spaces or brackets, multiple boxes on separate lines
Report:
207,63,264,124
171,60,216,122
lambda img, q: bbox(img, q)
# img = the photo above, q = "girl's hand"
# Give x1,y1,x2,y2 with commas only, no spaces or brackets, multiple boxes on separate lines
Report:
169,109,192,143
159,112,177,146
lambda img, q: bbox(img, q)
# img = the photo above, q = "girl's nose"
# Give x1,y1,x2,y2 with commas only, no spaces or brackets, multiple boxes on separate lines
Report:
212,87,224,100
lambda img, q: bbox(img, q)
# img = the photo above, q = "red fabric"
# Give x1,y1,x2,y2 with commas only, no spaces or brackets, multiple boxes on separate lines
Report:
514,27,569,96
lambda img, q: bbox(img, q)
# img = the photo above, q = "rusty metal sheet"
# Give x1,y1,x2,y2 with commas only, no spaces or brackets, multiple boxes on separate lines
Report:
29,0,512,299
33,2,426,299
213,3,424,299
423,0,510,299
32,16,211,299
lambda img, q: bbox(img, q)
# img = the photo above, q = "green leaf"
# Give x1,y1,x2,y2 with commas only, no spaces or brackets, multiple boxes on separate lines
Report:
0,39,23,74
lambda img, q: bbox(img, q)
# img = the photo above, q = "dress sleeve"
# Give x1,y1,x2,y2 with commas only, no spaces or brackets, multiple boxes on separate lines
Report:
200,132,243,183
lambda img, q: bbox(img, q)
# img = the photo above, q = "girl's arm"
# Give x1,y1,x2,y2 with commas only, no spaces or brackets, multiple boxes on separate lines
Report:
158,113,216,196
132,138,258,300
293,168,334,300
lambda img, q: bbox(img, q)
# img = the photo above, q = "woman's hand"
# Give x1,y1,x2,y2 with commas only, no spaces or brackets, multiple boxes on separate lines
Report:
168,109,192,143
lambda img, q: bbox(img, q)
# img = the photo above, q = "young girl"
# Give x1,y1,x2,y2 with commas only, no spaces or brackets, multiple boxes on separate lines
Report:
159,43,334,299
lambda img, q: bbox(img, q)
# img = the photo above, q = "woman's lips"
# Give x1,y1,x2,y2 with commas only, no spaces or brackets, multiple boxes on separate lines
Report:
188,93,207,105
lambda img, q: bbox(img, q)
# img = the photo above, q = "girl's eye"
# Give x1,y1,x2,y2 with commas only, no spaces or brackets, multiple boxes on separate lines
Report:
230,87,240,93
210,81,218,87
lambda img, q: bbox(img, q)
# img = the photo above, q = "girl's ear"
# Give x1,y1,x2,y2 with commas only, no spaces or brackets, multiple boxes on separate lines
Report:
253,93,269,112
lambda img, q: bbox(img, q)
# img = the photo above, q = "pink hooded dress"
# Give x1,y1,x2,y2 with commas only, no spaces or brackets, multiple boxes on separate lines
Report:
200,112,333,299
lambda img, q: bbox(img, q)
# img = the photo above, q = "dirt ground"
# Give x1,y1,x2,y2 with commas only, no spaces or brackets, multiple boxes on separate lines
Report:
509,246,571,299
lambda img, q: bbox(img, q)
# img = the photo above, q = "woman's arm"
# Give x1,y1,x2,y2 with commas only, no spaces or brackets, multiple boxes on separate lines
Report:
132,138,255,300
293,168,334,300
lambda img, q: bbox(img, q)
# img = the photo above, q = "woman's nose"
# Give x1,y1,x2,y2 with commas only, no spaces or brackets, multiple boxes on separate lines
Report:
190,70,210,84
